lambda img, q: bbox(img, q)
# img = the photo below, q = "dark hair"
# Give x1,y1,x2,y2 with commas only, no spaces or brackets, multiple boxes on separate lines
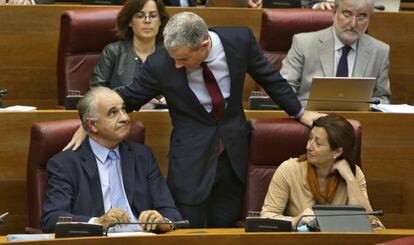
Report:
115,0,168,42
313,114,356,175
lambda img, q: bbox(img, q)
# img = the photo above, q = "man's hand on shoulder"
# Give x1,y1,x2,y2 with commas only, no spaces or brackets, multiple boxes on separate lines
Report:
63,126,87,151
298,110,325,127
312,0,334,10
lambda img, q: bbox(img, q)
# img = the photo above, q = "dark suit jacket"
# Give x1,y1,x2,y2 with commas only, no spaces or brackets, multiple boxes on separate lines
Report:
40,139,182,232
163,0,196,6
118,27,302,205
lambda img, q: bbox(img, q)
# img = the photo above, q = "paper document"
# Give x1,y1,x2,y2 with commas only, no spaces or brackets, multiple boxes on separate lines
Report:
6,234,53,241
371,104,414,113
107,231,157,237
0,105,37,112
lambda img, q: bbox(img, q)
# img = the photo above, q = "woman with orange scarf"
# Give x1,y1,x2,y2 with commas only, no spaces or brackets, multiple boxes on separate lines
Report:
261,114,383,229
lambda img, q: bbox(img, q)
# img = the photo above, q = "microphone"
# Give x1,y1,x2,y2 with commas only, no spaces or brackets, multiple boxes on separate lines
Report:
374,4,385,11
294,210,384,231
304,98,381,105
0,212,9,224
104,220,190,235
0,89,7,97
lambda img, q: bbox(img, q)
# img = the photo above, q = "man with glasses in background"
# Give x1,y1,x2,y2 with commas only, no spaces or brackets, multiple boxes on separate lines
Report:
280,0,391,107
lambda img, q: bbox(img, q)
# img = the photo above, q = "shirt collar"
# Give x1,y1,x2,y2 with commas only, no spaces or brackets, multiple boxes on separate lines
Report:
333,29,358,52
204,31,221,63
88,137,120,164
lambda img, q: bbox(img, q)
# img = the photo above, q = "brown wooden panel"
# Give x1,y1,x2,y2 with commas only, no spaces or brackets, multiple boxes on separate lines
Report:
369,12,414,104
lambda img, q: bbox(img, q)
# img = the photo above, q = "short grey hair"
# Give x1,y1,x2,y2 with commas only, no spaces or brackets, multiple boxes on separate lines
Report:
335,0,376,14
163,12,209,50
77,87,112,133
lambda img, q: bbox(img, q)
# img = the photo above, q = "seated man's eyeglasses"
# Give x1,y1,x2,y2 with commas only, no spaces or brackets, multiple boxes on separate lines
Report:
341,11,368,23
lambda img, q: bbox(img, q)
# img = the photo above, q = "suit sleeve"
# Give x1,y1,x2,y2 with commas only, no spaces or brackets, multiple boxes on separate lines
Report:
143,148,183,222
280,35,305,94
245,28,302,116
117,58,162,113
372,44,391,104
40,158,91,232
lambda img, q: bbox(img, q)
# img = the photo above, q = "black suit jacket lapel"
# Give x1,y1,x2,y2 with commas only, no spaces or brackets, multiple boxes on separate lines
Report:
80,140,105,216
166,58,215,123
211,28,243,114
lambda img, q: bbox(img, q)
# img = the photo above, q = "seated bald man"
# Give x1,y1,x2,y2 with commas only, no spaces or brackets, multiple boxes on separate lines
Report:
40,87,182,233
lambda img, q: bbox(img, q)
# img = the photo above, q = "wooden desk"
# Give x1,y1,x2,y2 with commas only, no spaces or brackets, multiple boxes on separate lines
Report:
0,110,413,234
1,228,414,245
401,2,414,11
0,5,261,108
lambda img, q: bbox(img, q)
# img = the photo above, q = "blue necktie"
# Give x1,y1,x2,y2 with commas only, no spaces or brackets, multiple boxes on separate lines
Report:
336,46,352,77
107,151,142,232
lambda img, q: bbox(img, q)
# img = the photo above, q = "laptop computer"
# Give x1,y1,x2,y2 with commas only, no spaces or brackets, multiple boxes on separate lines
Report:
375,0,401,12
306,77,376,111
205,0,248,7
313,205,373,232
263,0,302,8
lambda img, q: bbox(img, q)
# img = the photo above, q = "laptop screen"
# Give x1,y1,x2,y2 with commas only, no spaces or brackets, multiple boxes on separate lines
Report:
306,77,376,111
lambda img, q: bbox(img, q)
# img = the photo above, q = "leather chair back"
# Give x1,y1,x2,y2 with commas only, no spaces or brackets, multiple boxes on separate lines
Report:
260,8,333,70
57,7,121,106
242,118,361,218
26,119,144,230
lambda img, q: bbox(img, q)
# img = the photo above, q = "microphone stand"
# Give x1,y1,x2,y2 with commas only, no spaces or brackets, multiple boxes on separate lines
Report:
0,89,8,108
294,210,384,231
104,220,190,236
304,98,380,104
0,212,9,225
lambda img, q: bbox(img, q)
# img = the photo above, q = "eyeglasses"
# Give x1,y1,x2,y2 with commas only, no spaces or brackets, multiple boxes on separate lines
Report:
340,11,369,23
134,12,159,21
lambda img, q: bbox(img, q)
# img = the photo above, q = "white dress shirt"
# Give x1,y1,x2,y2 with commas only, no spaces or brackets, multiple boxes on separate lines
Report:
186,31,231,113
333,29,358,77
88,138,137,222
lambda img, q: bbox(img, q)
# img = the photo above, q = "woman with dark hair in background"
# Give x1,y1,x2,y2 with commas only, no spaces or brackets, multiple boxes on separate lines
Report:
90,0,168,108
261,114,384,229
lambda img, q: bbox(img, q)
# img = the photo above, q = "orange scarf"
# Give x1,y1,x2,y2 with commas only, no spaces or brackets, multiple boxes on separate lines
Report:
307,162,340,204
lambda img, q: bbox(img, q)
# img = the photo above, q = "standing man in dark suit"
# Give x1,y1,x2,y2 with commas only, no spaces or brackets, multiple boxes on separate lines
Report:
41,87,182,232
66,12,321,228
118,12,321,227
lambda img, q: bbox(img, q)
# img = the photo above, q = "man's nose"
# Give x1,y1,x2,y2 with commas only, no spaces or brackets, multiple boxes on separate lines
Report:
119,110,130,123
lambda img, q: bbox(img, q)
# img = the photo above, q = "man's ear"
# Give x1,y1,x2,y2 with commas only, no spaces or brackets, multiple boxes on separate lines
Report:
87,118,98,133
200,39,210,49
